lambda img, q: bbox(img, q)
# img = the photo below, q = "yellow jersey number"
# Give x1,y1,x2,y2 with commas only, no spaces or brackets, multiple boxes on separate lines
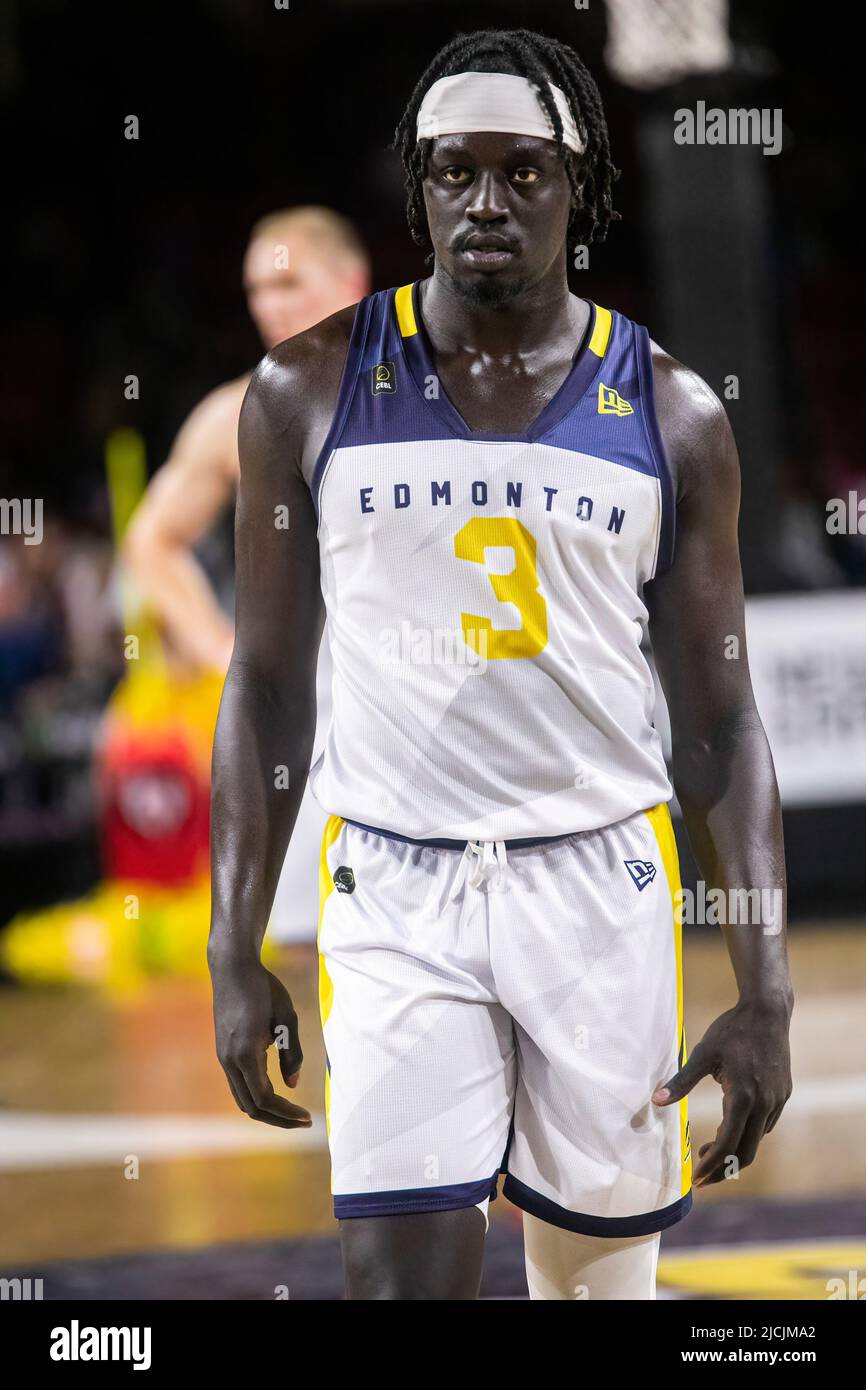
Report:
454,517,548,660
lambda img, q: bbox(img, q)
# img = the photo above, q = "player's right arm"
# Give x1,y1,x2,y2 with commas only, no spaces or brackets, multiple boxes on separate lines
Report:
208,312,352,1127
122,381,244,672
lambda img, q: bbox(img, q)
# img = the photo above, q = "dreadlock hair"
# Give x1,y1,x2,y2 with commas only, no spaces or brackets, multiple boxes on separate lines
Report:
393,28,620,256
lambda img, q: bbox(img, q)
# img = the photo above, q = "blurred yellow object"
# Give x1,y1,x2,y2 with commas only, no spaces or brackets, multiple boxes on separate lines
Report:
1,874,277,992
0,431,246,993
659,1240,866,1300
105,427,148,544
102,663,225,771
1,664,239,992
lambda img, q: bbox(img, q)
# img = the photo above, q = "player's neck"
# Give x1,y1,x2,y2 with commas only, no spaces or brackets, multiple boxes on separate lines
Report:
420,264,581,359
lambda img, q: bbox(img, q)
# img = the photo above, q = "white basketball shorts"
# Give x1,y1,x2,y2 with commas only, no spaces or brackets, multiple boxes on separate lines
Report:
316,804,692,1235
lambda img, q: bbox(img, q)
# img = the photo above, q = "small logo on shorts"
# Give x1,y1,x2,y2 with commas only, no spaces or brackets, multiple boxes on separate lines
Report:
624,858,656,891
371,361,396,395
333,865,356,894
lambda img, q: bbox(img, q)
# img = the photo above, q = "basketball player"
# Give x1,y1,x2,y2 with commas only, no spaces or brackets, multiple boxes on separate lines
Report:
208,30,793,1300
123,207,371,672
124,207,370,942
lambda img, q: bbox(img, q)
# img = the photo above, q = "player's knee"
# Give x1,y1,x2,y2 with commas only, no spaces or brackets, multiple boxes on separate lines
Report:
523,1214,660,1301
340,1206,486,1300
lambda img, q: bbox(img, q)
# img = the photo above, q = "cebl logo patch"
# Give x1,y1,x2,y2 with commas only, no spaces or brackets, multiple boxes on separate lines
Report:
624,858,656,891
333,865,356,894
371,361,396,395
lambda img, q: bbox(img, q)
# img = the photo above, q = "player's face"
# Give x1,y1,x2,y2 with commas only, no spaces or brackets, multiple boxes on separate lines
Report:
244,234,361,348
423,132,574,304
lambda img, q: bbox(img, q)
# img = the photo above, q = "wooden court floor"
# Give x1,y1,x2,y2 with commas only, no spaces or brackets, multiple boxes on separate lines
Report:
1,921,864,1298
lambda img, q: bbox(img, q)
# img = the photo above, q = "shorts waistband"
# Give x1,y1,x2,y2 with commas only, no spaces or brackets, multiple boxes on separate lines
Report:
343,818,574,851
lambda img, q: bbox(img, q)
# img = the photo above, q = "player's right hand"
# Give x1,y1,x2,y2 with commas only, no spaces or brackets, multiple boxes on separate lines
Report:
209,954,312,1128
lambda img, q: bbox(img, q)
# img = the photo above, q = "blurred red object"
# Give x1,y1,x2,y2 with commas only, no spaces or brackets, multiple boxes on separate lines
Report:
99,723,210,886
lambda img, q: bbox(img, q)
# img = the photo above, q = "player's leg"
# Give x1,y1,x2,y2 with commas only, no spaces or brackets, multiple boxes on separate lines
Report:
340,1205,487,1300
319,820,514,1300
522,1216,660,1300
493,807,691,1299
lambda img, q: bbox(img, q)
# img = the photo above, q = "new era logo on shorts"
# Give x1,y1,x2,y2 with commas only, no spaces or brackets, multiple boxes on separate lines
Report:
334,866,356,894
624,858,656,891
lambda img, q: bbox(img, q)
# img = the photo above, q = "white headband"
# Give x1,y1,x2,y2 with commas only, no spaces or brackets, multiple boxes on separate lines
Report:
416,71,584,154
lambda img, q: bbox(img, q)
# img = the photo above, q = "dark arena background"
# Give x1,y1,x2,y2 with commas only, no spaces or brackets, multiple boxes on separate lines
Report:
1,0,864,1314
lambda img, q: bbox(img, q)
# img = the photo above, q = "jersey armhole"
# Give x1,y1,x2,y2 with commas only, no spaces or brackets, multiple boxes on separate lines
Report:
310,295,373,521
635,323,676,578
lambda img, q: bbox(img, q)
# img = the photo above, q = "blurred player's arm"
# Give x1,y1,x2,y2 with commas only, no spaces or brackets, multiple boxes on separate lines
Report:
122,381,243,671
645,348,793,1185
208,316,349,1127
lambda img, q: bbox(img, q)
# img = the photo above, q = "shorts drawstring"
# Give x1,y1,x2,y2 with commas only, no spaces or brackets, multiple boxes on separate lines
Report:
447,839,509,902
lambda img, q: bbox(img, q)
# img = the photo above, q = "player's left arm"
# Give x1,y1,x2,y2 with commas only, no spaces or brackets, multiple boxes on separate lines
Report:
645,345,793,1187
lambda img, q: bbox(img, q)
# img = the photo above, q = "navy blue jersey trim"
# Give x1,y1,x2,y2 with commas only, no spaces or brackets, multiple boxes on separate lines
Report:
334,1173,498,1220
398,282,607,445
310,296,373,517
343,817,574,851
503,1174,693,1236
635,323,676,576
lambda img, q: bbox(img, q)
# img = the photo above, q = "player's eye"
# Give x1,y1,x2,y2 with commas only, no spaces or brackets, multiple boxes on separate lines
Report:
512,167,541,185
441,166,473,185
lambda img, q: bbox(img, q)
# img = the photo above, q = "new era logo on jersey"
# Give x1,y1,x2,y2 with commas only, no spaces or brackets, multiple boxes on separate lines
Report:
598,383,634,416
333,865,356,894
624,858,657,890
371,361,397,395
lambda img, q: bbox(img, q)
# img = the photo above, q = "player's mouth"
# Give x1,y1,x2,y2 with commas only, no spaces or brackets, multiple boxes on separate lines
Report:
460,235,518,269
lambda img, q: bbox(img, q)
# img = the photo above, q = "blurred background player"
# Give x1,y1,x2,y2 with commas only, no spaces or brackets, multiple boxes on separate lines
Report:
0,207,371,986
122,208,371,944
123,207,371,675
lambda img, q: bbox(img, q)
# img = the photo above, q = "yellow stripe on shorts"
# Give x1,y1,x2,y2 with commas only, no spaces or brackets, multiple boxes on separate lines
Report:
318,814,344,1136
644,802,692,1196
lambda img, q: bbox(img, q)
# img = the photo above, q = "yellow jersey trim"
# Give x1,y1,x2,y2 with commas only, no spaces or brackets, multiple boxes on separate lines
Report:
394,283,418,337
588,303,613,358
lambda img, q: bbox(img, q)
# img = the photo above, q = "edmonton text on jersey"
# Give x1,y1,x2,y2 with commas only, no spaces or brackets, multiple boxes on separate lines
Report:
357,478,629,535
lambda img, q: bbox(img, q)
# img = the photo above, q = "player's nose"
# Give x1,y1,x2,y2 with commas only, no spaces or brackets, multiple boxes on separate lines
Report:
465,170,510,222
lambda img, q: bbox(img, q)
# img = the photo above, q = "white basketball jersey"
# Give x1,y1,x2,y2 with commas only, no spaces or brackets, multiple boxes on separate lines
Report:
309,283,674,842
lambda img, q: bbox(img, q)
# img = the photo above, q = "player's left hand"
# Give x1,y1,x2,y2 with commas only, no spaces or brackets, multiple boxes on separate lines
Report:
651,996,793,1186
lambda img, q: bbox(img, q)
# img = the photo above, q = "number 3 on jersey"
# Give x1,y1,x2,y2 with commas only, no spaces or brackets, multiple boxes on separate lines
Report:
454,517,549,660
